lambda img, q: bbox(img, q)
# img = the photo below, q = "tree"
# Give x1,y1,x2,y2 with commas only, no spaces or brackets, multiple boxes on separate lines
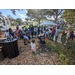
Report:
45,9,64,23
15,18,22,25
61,9,75,25
26,9,46,26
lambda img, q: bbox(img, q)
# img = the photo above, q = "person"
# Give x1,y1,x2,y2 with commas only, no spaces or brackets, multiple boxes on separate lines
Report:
55,26,61,43
23,29,30,45
9,28,14,38
43,27,46,37
28,26,31,32
34,26,37,37
69,30,74,40
25,29,30,40
31,26,34,38
51,26,56,40
38,27,40,35
46,29,49,38
5,29,10,39
21,27,25,35
49,28,52,39
19,29,23,39
61,31,67,44
41,28,43,34
30,39,36,55
15,27,20,38
0,28,2,34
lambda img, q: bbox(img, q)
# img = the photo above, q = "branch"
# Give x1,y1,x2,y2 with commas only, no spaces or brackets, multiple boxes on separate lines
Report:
58,9,63,15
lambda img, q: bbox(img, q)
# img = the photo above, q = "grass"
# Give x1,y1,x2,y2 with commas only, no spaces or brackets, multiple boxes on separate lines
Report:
45,38,75,65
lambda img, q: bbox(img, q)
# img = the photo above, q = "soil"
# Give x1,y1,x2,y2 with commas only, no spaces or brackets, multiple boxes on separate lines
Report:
0,38,60,65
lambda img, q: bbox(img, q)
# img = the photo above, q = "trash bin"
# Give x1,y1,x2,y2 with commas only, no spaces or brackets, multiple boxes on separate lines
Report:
0,39,19,58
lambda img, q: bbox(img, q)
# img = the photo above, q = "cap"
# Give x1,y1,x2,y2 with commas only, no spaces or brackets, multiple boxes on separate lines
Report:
53,25,55,28
32,39,35,42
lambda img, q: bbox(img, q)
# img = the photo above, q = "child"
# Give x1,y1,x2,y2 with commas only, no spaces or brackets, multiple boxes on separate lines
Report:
14,32,17,38
30,39,36,55
5,29,10,39
46,29,49,38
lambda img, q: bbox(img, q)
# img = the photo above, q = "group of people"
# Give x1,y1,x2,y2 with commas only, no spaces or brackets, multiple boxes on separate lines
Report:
0,25,75,55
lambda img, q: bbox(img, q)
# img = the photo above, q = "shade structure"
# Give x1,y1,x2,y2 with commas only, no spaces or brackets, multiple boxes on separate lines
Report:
39,21,57,26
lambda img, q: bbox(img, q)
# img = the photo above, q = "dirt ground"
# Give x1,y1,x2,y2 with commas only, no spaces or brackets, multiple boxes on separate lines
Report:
0,38,60,65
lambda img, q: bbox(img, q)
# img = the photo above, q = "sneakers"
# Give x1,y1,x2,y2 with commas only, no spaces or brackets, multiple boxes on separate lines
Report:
32,53,36,55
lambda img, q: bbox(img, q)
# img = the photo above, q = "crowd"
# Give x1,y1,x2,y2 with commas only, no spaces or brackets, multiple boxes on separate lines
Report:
3,25,75,45
0,25,75,55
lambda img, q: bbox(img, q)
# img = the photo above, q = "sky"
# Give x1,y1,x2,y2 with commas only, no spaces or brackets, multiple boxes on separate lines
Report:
0,9,65,22
0,9,28,21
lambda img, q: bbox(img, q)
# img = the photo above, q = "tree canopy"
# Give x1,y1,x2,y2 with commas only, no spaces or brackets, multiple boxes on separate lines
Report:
61,9,75,24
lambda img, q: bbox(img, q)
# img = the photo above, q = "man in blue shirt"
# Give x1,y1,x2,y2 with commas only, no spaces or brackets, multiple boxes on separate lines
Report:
28,26,31,32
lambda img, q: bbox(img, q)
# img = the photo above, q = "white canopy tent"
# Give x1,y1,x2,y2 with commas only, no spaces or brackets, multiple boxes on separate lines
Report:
39,21,57,26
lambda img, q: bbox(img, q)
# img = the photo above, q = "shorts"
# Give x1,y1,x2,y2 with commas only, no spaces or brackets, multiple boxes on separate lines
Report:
28,36,30,40
7,36,10,39
31,48,36,52
49,33,51,36
31,32,34,35
34,31,37,35
20,35,23,39
46,34,48,36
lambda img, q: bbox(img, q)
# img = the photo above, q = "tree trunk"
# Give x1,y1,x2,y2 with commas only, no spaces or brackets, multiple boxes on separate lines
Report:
38,19,40,27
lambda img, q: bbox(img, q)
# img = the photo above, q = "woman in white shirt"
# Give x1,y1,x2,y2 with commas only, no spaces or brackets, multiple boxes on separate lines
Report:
5,29,10,39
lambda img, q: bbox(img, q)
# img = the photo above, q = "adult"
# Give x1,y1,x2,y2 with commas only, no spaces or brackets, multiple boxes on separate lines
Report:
55,26,61,43
19,29,23,39
15,27,20,38
34,26,37,37
28,26,31,32
31,26,34,38
51,26,56,40
9,28,14,38
23,35,30,45
5,29,10,39
69,31,74,40
49,28,52,39
38,27,40,35
21,27,25,35
26,29,30,40
41,28,43,34
43,27,46,37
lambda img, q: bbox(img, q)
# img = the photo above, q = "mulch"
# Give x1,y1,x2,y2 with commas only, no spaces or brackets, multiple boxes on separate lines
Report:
0,38,60,65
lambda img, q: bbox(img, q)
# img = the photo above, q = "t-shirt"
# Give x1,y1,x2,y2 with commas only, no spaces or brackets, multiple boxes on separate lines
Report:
43,30,46,34
30,42,36,48
28,27,31,31
21,29,25,34
5,32,10,37
55,29,61,36
49,30,52,33
46,31,49,35
34,27,37,32
26,31,30,36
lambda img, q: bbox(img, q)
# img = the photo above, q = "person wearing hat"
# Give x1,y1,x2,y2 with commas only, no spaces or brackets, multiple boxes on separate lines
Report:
55,26,61,43
51,25,56,40
5,29,11,39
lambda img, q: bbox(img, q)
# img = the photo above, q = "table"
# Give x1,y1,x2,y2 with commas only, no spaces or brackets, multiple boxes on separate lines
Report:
0,39,19,58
